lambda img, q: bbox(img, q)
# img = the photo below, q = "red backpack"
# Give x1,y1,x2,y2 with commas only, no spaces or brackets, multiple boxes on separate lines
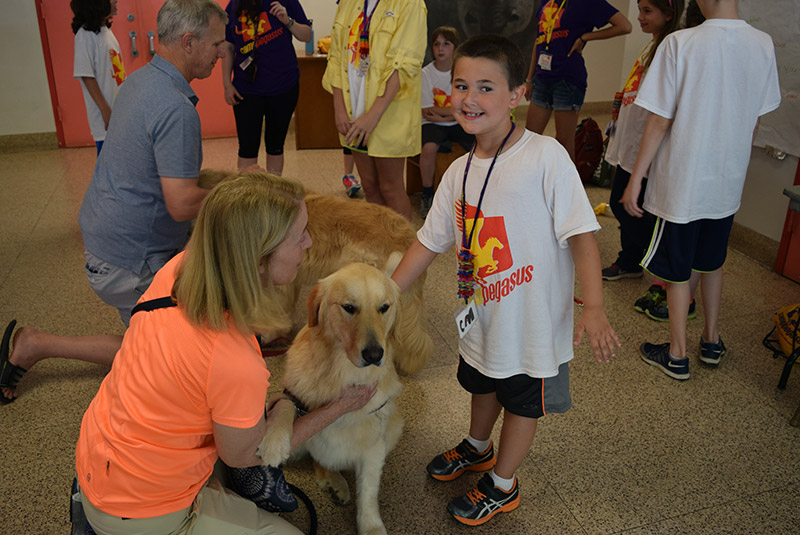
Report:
574,118,604,183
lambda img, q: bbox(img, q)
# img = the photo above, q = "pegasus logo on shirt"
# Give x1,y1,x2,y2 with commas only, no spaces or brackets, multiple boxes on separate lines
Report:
433,87,451,108
456,200,513,280
237,12,273,41
623,61,644,93
456,200,534,305
538,0,565,34
346,13,365,66
109,49,125,86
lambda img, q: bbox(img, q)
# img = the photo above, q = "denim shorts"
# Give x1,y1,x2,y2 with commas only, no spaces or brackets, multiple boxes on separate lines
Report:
530,78,585,111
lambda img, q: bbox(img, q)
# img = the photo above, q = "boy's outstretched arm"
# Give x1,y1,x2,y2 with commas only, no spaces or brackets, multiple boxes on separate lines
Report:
568,232,621,362
391,239,439,292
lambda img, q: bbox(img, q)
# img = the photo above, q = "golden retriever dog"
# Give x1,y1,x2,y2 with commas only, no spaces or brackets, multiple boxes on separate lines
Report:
199,169,432,375
260,262,405,535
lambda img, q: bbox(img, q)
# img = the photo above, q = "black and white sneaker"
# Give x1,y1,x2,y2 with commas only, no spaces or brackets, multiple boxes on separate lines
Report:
639,342,689,380
699,336,726,365
447,473,520,526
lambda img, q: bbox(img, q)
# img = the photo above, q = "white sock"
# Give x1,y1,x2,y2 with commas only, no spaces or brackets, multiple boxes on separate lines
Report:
466,435,491,453
489,469,516,492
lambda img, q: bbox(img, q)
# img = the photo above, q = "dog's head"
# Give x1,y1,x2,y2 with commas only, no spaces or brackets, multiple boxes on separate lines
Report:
306,263,400,368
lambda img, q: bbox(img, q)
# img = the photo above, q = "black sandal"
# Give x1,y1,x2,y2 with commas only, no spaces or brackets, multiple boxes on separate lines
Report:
0,320,27,404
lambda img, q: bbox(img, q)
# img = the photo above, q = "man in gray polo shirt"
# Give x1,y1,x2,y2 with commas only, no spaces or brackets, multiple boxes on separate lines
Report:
79,0,227,325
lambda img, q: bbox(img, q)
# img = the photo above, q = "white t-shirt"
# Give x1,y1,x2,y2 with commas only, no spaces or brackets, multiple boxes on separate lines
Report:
604,42,653,173
635,19,781,223
421,61,457,126
347,0,379,121
418,130,600,379
73,26,125,142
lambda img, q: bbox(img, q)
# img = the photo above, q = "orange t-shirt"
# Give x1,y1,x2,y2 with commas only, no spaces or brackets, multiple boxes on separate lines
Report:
75,252,269,518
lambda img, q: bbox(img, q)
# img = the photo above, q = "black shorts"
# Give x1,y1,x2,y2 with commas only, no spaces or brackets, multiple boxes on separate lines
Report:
233,83,299,158
641,215,735,283
456,356,571,418
421,123,475,152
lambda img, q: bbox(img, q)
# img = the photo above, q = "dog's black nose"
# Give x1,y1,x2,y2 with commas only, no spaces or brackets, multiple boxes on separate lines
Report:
361,346,384,366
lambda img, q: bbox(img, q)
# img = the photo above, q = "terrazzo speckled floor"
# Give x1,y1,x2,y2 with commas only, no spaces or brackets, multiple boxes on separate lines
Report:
1,112,799,534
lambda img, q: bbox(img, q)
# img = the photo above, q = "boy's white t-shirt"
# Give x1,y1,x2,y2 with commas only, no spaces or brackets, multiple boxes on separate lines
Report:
634,19,781,223
418,130,600,379
604,42,653,173
73,26,125,142
420,62,457,126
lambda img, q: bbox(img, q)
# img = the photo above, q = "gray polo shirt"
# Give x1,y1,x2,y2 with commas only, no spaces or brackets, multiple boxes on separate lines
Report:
79,54,203,275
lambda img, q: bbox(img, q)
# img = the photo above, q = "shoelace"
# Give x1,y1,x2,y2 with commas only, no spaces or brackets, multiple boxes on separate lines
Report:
443,447,463,463
466,487,486,505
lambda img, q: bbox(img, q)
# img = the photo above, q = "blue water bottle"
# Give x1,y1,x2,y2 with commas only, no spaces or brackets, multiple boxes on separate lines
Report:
305,19,314,55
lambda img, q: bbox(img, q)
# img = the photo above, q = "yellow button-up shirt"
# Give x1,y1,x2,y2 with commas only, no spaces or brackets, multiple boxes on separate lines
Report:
323,0,426,158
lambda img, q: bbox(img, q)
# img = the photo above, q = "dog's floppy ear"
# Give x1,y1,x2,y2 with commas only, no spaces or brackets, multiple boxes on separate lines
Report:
306,282,325,327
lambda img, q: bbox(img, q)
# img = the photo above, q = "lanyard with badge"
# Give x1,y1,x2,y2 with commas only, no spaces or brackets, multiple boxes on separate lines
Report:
455,122,516,338
356,0,380,76
538,0,567,72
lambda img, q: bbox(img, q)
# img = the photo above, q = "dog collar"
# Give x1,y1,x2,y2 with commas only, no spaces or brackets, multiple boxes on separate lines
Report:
282,388,389,416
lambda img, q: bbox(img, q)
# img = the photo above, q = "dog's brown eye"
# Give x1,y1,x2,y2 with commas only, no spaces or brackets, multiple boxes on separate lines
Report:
341,304,357,314
379,303,390,314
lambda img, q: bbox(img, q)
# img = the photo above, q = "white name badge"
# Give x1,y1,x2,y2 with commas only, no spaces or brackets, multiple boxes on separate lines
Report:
454,301,477,339
239,56,253,71
537,52,553,71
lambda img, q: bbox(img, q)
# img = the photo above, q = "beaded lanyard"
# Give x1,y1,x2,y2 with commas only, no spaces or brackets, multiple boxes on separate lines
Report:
457,122,516,304
358,0,380,67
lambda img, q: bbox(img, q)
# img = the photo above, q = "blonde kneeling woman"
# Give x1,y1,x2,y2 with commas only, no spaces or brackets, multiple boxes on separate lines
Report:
75,173,375,534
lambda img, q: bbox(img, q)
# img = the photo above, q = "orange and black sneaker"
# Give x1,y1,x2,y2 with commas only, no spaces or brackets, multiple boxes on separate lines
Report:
447,473,520,526
426,439,495,481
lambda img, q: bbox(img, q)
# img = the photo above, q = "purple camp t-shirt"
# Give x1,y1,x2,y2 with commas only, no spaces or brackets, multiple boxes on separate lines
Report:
533,0,618,90
225,0,310,96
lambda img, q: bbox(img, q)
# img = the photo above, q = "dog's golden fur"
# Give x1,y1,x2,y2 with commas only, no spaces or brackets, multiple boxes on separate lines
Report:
198,168,432,375
264,263,405,535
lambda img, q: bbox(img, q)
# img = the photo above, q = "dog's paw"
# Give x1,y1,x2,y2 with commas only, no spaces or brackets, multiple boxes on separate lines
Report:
257,398,295,467
314,463,351,505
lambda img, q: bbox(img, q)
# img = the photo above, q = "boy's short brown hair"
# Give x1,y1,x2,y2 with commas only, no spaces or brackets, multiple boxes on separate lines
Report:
453,34,526,89
430,26,461,50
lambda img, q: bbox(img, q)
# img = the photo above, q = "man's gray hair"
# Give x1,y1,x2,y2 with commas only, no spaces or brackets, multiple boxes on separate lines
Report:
157,0,227,45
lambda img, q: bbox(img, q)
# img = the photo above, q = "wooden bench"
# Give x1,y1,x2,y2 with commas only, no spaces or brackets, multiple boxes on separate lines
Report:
405,144,468,195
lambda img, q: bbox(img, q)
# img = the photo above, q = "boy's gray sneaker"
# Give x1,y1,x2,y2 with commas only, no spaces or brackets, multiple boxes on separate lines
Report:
699,336,726,365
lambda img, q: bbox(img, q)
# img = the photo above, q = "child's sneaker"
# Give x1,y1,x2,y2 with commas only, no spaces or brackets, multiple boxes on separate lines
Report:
426,439,495,481
634,284,665,313
446,473,520,526
645,297,697,322
601,263,643,281
342,174,361,198
420,194,433,219
699,336,726,365
639,342,690,380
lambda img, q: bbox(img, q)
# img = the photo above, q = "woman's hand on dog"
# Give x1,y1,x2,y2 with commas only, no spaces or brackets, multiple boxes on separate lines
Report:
333,383,377,413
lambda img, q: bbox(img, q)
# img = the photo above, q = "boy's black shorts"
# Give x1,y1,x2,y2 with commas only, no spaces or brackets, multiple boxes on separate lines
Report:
456,356,572,418
641,214,735,283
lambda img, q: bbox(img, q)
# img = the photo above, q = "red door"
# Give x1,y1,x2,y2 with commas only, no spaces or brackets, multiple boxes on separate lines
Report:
36,0,235,148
